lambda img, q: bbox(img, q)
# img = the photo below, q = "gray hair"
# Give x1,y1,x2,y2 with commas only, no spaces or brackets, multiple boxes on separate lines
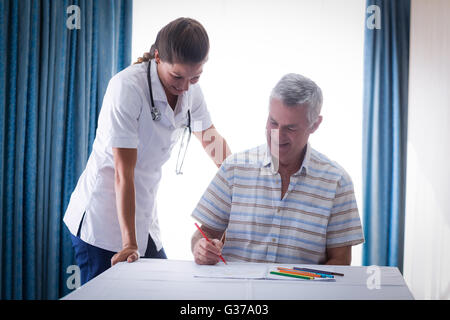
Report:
270,73,323,125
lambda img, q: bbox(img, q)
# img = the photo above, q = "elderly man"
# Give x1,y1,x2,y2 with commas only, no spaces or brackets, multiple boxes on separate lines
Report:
191,73,364,265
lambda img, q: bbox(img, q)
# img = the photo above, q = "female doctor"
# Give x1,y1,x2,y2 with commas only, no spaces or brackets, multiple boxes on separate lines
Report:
63,17,231,284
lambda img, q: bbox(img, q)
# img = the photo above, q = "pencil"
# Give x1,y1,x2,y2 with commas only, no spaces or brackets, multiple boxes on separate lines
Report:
276,269,321,278
280,267,334,278
277,267,330,278
270,271,314,280
293,267,344,277
194,223,227,265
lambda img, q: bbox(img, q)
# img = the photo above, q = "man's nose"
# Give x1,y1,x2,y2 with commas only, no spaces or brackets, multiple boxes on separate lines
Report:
269,128,280,141
278,128,290,139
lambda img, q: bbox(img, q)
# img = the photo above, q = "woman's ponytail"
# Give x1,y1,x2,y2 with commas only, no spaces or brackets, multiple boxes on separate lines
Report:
133,44,157,64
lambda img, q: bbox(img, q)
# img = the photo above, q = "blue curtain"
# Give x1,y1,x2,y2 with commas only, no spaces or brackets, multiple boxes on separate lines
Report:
362,0,410,272
0,0,132,299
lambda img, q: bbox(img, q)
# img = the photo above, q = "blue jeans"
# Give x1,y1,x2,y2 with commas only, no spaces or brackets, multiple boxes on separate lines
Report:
71,214,167,285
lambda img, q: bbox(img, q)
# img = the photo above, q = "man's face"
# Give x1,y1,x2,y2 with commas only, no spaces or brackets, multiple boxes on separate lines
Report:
266,97,321,167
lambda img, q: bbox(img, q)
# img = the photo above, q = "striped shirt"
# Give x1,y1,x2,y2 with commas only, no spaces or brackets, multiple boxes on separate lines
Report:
192,143,364,264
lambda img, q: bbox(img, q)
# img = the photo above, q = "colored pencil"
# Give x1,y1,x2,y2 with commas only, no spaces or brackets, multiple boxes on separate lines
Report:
293,267,344,277
194,223,227,264
270,271,314,280
277,267,331,278
276,269,322,278
280,267,334,278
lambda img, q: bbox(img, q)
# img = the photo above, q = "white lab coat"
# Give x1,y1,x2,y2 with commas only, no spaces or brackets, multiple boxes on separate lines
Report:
63,59,212,255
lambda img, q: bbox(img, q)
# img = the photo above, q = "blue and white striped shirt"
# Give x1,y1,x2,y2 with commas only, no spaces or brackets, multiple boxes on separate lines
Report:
192,143,365,264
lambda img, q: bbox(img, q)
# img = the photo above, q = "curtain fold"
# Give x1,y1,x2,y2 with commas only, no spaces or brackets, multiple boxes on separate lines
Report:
362,0,410,272
0,0,132,299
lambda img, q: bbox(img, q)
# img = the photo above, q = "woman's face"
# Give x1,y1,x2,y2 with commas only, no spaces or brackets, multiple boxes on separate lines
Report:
155,51,205,98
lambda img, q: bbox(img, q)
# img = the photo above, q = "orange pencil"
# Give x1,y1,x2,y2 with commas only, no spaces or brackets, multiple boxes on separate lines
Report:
277,267,323,278
274,270,315,280
195,223,227,264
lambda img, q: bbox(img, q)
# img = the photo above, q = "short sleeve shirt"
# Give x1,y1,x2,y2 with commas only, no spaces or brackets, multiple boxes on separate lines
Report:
192,143,365,264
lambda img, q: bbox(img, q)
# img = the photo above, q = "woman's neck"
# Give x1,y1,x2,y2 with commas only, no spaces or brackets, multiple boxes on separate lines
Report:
156,63,178,111
165,90,178,111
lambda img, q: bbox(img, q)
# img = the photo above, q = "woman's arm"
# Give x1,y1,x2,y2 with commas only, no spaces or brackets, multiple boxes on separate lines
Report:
193,125,231,168
111,147,139,266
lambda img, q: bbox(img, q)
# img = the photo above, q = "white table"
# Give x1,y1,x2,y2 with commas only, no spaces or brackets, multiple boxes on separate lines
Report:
62,259,414,300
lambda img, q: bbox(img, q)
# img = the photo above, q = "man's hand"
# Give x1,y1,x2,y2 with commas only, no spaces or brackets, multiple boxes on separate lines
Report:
111,246,140,266
193,238,224,265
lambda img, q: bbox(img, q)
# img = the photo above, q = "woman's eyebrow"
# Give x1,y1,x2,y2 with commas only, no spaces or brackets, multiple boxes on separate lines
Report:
171,70,203,78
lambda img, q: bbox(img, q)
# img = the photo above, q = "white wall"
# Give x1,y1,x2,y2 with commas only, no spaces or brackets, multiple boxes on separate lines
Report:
132,0,365,262
403,0,450,300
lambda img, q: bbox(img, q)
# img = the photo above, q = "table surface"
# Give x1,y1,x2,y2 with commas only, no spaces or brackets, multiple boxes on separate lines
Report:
62,259,414,300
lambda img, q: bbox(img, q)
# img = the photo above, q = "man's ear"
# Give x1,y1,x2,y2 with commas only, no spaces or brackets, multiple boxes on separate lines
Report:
309,115,323,134
154,49,160,64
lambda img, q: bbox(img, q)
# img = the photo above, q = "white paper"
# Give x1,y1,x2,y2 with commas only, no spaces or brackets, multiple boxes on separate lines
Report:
193,264,337,281
193,263,268,279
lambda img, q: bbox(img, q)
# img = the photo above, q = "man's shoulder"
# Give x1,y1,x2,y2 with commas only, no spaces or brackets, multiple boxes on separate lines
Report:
223,144,267,169
308,147,353,183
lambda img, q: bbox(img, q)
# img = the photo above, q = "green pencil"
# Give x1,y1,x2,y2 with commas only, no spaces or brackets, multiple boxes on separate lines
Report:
270,271,314,280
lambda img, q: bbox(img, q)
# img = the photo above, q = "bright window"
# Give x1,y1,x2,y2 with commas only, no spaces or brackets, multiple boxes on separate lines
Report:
132,0,365,264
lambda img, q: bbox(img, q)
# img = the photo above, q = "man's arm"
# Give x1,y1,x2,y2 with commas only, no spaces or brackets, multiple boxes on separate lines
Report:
192,224,225,265
193,125,231,168
325,170,364,266
325,246,352,265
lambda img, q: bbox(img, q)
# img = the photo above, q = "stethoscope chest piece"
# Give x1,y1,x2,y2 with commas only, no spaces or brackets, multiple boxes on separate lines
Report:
151,106,161,121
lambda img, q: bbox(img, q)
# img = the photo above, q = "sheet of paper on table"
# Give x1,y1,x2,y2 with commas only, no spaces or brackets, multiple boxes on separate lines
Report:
193,263,336,281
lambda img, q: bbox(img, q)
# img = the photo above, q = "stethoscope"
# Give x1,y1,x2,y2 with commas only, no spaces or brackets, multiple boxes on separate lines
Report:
146,60,191,130
147,60,192,174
